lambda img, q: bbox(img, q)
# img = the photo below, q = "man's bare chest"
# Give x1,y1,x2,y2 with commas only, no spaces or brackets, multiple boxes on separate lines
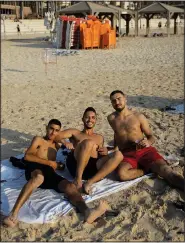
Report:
74,133,101,144
112,117,140,134
36,143,57,159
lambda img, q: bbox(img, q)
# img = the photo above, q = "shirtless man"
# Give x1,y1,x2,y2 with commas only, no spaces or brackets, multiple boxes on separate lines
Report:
3,119,109,228
107,90,184,191
55,107,123,191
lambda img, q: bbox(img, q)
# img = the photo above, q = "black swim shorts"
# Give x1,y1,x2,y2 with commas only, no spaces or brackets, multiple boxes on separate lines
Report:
66,152,98,180
24,160,65,192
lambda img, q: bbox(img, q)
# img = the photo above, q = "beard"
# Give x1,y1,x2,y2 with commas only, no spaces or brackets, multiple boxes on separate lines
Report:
84,123,95,129
115,105,125,112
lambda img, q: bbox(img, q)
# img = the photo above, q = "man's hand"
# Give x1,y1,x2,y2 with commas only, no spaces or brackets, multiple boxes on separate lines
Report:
73,177,82,191
49,161,65,171
49,161,58,170
56,162,65,171
98,147,108,156
63,141,74,150
137,138,150,149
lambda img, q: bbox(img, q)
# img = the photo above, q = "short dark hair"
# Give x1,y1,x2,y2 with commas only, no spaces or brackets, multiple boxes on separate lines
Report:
83,107,96,117
110,90,125,99
48,119,61,128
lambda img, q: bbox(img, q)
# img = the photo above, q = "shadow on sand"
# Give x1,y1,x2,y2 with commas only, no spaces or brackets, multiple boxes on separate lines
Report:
8,37,48,43
1,128,33,160
7,37,52,49
4,69,28,73
126,95,183,110
12,43,52,48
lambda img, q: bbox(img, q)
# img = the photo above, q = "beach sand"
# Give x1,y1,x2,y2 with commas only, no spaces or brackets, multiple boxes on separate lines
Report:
1,35,184,241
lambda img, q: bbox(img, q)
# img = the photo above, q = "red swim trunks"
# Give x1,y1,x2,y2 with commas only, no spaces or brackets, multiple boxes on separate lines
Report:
122,146,164,172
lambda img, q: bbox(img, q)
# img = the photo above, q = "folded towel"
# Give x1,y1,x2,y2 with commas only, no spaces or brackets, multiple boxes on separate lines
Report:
1,148,152,224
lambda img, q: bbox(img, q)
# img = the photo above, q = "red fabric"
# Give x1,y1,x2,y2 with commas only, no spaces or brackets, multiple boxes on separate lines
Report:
70,22,80,48
122,146,164,171
59,16,82,23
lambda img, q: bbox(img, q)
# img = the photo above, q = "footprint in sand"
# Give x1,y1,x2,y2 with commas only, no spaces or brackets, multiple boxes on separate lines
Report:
144,178,168,195
130,191,152,206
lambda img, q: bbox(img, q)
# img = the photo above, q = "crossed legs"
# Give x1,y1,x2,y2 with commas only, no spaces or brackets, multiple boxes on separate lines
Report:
83,151,123,194
73,140,125,193
73,139,97,189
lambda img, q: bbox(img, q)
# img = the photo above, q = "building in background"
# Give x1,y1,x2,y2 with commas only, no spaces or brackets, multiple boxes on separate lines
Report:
0,1,184,19
0,1,71,19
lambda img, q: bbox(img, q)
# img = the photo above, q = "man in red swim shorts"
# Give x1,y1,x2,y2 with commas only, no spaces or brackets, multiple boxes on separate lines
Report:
107,90,184,191
122,142,165,173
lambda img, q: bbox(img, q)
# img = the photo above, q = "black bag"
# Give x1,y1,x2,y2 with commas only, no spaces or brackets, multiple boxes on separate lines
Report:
9,157,27,170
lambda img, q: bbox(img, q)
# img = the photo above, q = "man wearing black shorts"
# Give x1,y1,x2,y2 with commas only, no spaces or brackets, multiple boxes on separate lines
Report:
3,119,109,228
55,107,123,192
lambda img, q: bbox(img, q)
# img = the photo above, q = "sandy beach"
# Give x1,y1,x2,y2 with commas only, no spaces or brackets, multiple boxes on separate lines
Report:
1,34,184,241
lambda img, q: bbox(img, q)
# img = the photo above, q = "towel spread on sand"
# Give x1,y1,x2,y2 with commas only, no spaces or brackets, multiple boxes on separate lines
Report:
1,148,152,224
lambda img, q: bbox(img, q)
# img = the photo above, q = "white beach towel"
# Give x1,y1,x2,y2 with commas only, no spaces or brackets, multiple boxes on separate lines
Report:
1,149,152,224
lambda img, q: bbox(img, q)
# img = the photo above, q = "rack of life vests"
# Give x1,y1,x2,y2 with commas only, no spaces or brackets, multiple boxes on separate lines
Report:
55,15,116,50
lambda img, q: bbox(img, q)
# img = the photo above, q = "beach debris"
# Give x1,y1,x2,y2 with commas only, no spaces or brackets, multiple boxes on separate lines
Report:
42,48,79,74
173,200,185,212
160,104,184,114
43,48,57,64
9,156,26,170
42,228,55,239
153,33,163,37
0,180,7,183
180,147,184,157
177,231,185,234
43,48,57,75
43,36,50,41
104,210,120,218
54,49,80,56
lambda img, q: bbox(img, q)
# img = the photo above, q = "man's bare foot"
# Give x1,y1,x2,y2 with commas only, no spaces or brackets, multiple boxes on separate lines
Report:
85,200,110,224
83,181,93,195
73,178,82,191
3,215,18,228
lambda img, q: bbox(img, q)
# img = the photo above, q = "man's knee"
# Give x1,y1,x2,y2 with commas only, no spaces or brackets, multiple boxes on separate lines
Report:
112,151,123,161
58,180,77,193
117,167,131,181
81,139,96,148
30,170,44,187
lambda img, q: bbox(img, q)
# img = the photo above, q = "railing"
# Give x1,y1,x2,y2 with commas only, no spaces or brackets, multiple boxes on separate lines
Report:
1,18,49,35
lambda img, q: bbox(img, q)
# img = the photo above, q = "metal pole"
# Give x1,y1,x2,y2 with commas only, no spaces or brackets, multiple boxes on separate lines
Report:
3,17,6,34
135,11,138,36
140,18,141,29
119,11,121,39
20,1,24,19
134,2,138,36
15,1,17,19
41,1,43,17
167,11,170,37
